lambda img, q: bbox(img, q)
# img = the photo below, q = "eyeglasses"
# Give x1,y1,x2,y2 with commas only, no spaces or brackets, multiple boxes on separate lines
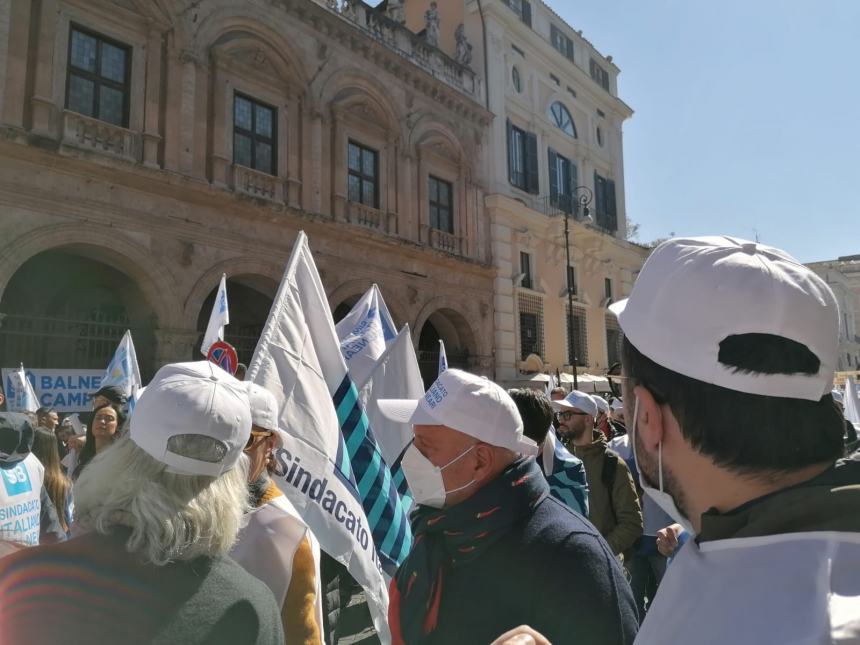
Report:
555,410,591,420
244,430,273,451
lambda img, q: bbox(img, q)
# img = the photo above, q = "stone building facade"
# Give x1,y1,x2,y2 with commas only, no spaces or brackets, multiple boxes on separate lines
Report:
0,0,495,385
403,0,649,383
808,257,860,371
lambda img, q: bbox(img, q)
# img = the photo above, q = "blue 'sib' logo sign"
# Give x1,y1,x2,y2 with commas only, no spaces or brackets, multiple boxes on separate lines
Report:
2,464,33,496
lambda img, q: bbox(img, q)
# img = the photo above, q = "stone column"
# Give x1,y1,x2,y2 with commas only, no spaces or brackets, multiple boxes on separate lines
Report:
29,0,58,137
142,25,164,168
153,328,200,367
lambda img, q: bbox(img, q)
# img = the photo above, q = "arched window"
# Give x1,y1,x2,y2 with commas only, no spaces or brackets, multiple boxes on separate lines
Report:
549,101,576,138
512,66,522,93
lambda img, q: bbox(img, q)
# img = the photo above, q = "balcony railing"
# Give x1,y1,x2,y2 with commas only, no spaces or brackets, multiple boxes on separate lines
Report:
232,165,282,202
429,228,461,255
61,111,139,163
345,201,395,234
332,1,481,102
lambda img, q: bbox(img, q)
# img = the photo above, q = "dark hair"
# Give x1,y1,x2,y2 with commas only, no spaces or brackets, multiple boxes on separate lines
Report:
622,336,844,475
74,402,126,480
33,428,70,533
36,407,55,419
508,388,554,445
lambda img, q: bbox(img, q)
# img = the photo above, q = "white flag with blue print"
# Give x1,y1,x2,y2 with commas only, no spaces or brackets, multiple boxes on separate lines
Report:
845,376,860,429
438,339,448,375
200,273,229,356
7,364,40,413
336,284,397,389
101,330,141,402
359,325,424,512
249,233,412,644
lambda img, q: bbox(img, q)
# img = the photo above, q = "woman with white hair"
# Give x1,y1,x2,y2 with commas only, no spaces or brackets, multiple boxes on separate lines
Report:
0,362,284,645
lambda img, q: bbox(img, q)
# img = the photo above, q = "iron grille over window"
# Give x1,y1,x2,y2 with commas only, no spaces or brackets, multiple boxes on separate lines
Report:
66,26,131,127
606,313,623,367
566,303,588,367
233,94,277,175
348,141,379,208
518,292,544,361
428,176,454,234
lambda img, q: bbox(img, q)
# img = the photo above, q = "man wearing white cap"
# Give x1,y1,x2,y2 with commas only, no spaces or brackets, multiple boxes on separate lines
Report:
608,236,860,643
379,369,637,645
0,361,284,645
553,391,643,558
232,382,324,644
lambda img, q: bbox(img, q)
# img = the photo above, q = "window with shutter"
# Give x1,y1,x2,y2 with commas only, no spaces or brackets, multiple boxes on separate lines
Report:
520,252,533,290
522,0,532,27
508,121,529,191
525,132,539,194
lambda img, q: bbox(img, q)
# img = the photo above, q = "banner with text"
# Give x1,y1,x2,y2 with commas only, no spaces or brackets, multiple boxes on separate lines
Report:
2,369,103,412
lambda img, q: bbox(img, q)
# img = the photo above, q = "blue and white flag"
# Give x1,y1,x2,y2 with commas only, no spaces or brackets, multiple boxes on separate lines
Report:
200,273,229,356
359,325,424,511
101,330,141,402
248,232,411,642
7,364,39,413
438,339,448,375
336,284,397,389
845,377,860,430
541,427,589,517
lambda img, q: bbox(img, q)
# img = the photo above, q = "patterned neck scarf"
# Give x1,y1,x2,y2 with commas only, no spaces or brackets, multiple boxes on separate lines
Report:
394,457,547,645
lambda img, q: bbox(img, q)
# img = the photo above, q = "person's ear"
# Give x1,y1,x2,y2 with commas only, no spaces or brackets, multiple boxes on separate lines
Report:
472,443,496,483
632,385,665,455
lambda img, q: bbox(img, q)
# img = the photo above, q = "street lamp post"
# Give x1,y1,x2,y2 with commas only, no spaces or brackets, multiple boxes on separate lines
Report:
562,187,594,391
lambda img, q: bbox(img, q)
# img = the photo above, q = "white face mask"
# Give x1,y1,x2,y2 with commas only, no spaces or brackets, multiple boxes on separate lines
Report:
401,442,476,509
630,396,695,535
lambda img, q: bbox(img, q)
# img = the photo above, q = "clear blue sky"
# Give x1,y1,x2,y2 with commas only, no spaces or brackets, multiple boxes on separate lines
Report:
553,0,860,262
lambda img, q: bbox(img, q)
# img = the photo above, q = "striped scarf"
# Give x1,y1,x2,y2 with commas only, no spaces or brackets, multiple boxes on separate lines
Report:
393,457,547,645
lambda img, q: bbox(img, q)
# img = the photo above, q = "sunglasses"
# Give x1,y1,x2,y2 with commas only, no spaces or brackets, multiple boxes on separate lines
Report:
244,430,274,451
555,410,592,420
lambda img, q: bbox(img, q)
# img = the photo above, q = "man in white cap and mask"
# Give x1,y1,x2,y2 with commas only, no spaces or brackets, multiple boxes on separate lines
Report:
232,382,324,644
0,361,284,645
612,236,860,643
553,390,642,558
379,368,637,645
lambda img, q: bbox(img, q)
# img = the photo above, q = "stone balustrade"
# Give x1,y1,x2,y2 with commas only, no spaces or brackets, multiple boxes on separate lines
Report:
61,111,139,163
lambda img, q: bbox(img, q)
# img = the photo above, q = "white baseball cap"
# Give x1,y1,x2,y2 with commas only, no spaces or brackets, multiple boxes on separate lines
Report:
550,390,598,418
130,361,252,477
831,389,844,405
610,236,839,402
377,369,538,456
244,382,279,433
610,398,624,412
592,395,610,415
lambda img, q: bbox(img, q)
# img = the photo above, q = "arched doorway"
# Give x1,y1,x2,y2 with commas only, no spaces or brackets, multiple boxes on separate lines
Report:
0,249,157,376
332,296,360,325
417,309,475,389
196,276,275,366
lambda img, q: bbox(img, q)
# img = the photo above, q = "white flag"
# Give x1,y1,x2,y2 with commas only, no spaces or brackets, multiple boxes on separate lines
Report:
336,284,397,389
7,364,40,413
359,325,424,510
845,377,860,429
438,339,448,375
101,330,142,402
248,232,411,644
200,274,229,356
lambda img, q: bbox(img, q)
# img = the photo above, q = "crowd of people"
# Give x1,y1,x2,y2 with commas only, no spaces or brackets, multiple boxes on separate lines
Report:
0,235,858,644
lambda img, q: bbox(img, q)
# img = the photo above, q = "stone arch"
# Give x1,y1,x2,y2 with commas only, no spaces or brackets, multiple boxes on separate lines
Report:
183,257,283,330
0,224,181,329
409,115,469,163
413,299,482,386
326,279,407,329
191,9,311,92
316,65,403,136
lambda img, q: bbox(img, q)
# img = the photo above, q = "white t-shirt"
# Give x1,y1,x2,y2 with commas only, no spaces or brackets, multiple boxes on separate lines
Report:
0,453,45,546
636,531,860,644
231,492,325,640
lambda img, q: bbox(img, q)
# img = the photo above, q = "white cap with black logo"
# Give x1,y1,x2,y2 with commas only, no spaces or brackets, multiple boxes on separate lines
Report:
610,236,839,402
131,361,252,476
